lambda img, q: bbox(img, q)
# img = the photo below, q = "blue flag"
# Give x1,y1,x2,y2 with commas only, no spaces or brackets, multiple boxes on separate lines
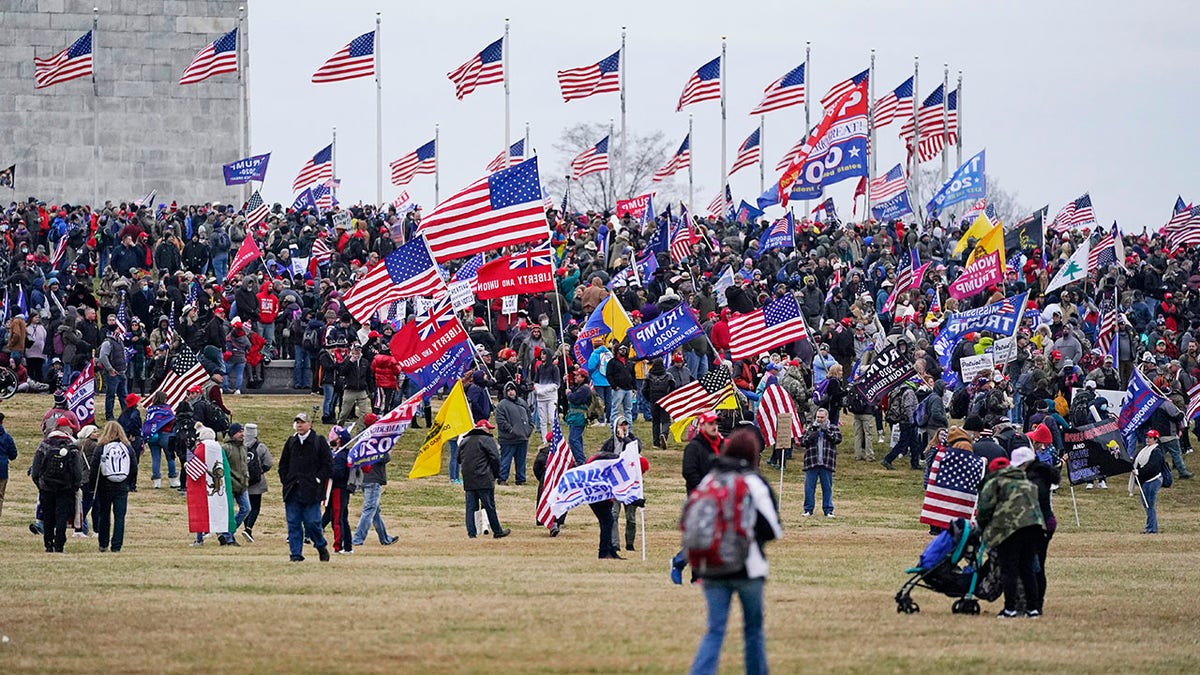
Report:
222,152,271,186
627,303,703,359
635,251,658,281
292,188,317,213
1117,368,1168,449
756,213,794,257
736,200,764,225
926,150,986,216
872,189,915,222
408,340,474,392
573,296,618,366
933,292,1028,388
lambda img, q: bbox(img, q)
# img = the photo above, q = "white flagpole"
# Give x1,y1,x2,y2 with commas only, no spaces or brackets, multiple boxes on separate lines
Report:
609,118,615,208
524,120,531,159
92,7,100,206
911,56,920,224
238,6,249,205
619,27,626,203
941,63,949,184
956,69,963,168
434,123,440,204
720,37,728,216
758,115,765,196
687,114,694,217
867,48,876,209
503,18,511,168
331,125,337,201
375,12,383,206
803,41,810,216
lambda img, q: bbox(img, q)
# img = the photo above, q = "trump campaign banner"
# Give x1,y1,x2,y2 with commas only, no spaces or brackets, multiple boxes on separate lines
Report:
948,249,1004,300
627,303,703,359
549,444,644,518
852,344,916,404
933,292,1027,387
474,244,555,300
222,153,270,186
1117,369,1169,448
347,395,422,468
926,150,985,216
782,82,869,201
616,192,654,219
871,189,914,222
65,360,95,425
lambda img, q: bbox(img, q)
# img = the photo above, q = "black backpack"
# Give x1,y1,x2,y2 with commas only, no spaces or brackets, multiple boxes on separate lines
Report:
194,398,231,434
645,371,673,401
40,446,77,492
245,440,264,486
302,326,322,351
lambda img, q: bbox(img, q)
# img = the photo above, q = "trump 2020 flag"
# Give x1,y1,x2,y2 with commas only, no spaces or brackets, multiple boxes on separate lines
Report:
65,360,95,425
186,441,235,534
222,152,270,186
347,395,422,468
627,303,703,359
926,150,986,216
549,444,644,518
1117,368,1168,449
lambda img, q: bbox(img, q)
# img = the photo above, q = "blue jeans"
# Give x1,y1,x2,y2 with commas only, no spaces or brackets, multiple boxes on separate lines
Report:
498,440,528,483
1142,478,1160,533
568,424,586,465
258,322,276,351
293,348,311,388
212,252,229,279
1161,439,1191,477
803,468,834,515
284,499,327,558
610,388,634,424
225,361,246,392
594,385,611,420
322,383,336,419
884,423,920,468
690,577,768,675
1011,391,1024,425
225,490,250,537
448,439,460,481
353,483,390,544
149,433,176,479
103,371,127,420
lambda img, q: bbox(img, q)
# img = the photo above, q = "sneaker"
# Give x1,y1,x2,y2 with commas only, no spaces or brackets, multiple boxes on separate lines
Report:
996,609,1022,619
225,536,240,547
670,563,684,585
242,529,254,543
877,432,886,444
880,460,895,470
451,479,462,485
190,540,204,547
1026,609,1042,618
493,528,511,539
152,479,162,489
1181,473,1194,480
234,390,242,395
1098,480,1108,489
1085,482,1094,490
317,546,331,562
825,513,836,518
549,525,560,537
802,512,813,517
289,555,304,562
73,531,90,538
382,536,398,546
591,421,607,427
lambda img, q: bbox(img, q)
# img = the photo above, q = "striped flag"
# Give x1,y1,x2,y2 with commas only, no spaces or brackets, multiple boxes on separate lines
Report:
313,181,336,212
417,156,549,263
756,384,804,448
1096,300,1118,356
179,28,238,85
819,68,869,110
242,190,269,227
872,76,914,128
293,144,333,192
535,417,575,529
50,234,69,270
448,37,504,100
900,85,958,164
34,31,93,89
1186,381,1200,422
1049,193,1096,233
486,140,525,173
728,294,810,360
1162,196,1191,233
134,189,157,209
669,220,697,264
1165,205,1200,250
390,139,437,187
152,346,209,410
775,133,811,172
919,446,986,530
707,185,732,218
184,454,209,483
571,136,610,179
652,134,691,182
342,236,446,323
750,63,806,115
311,236,333,266
676,56,722,111
658,367,735,420
1088,228,1115,275
557,50,620,102
869,163,908,203
311,30,375,83
730,128,761,175
883,248,921,313
450,253,486,290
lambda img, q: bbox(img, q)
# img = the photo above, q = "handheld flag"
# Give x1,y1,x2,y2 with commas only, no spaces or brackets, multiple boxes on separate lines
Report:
409,381,474,479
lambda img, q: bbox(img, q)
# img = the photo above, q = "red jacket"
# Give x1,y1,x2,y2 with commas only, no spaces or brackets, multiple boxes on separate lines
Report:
257,285,279,324
246,331,267,366
710,319,731,352
372,353,401,389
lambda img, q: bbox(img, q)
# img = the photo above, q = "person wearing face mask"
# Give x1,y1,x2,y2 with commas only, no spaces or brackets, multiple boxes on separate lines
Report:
278,412,332,562
606,342,637,426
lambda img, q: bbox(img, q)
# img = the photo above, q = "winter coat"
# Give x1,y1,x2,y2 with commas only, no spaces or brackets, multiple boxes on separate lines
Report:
371,353,401,389
976,465,1045,547
30,431,86,493
605,354,637,391
466,374,494,423
0,425,16,481
457,428,501,490
223,439,250,494
337,356,374,391
495,393,533,443
245,435,274,496
1025,460,1060,525
278,431,332,505
644,361,675,404
682,431,721,493
801,421,842,471
360,453,389,486
88,440,138,497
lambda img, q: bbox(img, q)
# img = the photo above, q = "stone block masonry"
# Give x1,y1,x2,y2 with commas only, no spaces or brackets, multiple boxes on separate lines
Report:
0,0,247,206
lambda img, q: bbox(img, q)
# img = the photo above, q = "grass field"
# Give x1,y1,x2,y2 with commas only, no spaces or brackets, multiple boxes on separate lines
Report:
0,393,1197,673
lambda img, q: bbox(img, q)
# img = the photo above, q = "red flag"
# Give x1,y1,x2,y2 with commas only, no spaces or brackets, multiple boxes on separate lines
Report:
388,300,468,371
224,235,262,282
778,80,867,206
473,243,555,300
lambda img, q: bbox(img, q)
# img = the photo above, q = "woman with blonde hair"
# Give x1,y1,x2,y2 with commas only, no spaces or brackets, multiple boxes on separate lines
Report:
88,421,137,552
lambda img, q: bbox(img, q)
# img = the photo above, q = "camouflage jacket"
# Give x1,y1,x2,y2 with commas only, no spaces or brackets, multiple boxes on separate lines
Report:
976,465,1045,546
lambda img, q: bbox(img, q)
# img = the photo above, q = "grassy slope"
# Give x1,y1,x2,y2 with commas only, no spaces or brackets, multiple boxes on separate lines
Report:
0,393,1197,674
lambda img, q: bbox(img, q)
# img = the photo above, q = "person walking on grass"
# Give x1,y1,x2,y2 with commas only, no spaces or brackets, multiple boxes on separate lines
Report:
599,416,642,553
30,418,86,553
688,428,782,675
241,423,272,543
0,412,17,523
800,407,842,518
353,413,399,547
457,419,510,539
672,411,722,585
278,412,332,562
87,421,137,552
218,423,250,547
495,381,533,486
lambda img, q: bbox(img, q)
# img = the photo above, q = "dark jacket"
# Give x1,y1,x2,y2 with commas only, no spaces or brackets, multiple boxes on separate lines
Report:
466,373,494,422
605,354,637,391
30,431,86,493
0,425,16,481
457,428,501,491
361,453,389,486
337,356,374,391
1024,459,1061,525
88,440,138,496
682,431,722,493
495,388,533,443
278,430,332,505
643,361,675,404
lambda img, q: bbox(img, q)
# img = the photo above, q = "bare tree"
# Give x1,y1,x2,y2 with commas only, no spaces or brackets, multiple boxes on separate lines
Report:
544,123,685,213
915,166,1028,226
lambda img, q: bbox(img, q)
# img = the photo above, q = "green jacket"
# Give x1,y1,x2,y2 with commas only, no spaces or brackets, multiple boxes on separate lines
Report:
976,465,1044,546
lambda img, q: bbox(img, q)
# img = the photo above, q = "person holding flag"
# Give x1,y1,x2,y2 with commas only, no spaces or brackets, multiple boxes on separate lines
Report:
458,419,510,540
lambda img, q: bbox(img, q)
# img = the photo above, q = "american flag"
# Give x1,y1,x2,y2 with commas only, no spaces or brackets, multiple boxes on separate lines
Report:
134,189,157,209
883,248,921,313
417,156,549,263
730,128,761,175
311,30,375,83
728,294,810,360
869,163,907,203
750,62,806,115
756,384,804,447
872,75,914,129
652,134,691,182
1088,224,1117,274
557,49,620,102
1186,381,1200,422
919,446,986,529
1096,300,1118,356
535,417,576,529
811,197,837,223
1049,193,1096,233
758,213,795,256
669,220,696,264
658,367,735,420
313,181,336,212
448,37,504,100
958,197,988,225
486,139,525,173
571,136,610,179
311,236,333,265
707,184,732,218
819,68,869,111
1165,205,1200,250
184,454,209,483
153,346,209,410
774,132,812,172
342,236,447,323
179,28,238,85
243,191,269,227
50,234,69,270
1162,196,1191,232
293,144,333,192
450,253,486,289
900,85,958,164
34,31,93,89
391,139,437,187
676,56,722,111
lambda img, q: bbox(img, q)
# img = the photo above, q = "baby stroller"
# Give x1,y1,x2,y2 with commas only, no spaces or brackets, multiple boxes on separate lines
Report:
895,518,1001,615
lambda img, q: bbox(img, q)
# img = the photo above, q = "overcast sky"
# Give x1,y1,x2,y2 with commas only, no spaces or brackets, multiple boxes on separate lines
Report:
247,0,1198,230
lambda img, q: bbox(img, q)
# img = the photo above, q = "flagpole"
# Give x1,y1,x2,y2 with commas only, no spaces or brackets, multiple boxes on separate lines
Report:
720,37,728,217
414,235,493,379
238,6,249,205
375,12,383,206
503,18,511,168
911,56,920,225
956,69,963,168
609,118,615,208
524,120,531,160
619,26,627,202
434,123,440,205
758,116,765,195
803,41,811,217
867,48,876,210
92,7,100,207
331,126,338,202
941,63,949,184
687,114,695,218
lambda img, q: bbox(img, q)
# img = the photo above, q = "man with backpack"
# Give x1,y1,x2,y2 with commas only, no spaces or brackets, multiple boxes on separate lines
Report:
881,382,920,470
97,323,129,421
672,410,723,585
30,418,86,552
845,383,876,462
241,423,272,543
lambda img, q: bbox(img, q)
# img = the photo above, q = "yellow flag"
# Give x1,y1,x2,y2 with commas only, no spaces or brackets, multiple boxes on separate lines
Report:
603,291,634,343
953,212,993,256
408,381,474,479
965,221,1006,268
670,416,696,443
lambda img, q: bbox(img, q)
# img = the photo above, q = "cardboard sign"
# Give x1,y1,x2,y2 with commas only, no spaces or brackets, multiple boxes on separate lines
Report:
502,295,518,315
448,280,475,312
959,353,995,382
991,336,1016,364
332,210,352,230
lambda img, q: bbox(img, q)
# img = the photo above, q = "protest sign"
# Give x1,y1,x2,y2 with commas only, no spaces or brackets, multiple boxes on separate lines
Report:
1063,418,1133,485
448,280,474,312
852,344,916,404
959,353,995,382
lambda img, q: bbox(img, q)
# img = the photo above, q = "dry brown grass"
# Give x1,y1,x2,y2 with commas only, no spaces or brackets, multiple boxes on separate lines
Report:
0,393,1197,673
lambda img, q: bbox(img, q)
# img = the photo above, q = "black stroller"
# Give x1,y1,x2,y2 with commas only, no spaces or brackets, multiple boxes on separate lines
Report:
895,518,1001,615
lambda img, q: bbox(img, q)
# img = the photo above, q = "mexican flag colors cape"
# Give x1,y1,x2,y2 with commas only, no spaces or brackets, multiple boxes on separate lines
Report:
186,440,236,534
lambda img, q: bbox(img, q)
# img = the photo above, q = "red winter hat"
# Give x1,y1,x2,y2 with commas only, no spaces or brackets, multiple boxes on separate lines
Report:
987,457,1011,473
364,413,379,426
1027,423,1053,444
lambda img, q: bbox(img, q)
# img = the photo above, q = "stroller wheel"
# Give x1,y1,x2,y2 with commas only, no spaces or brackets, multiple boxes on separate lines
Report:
896,597,911,614
963,599,980,615
951,599,963,614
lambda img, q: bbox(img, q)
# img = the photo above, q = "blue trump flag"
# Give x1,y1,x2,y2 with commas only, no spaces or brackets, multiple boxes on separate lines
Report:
222,152,271,186
926,150,986,216
627,303,703,359
933,292,1028,388
736,200,764,224
292,188,317,214
573,296,616,367
872,189,914,222
756,212,794,257
645,214,669,255
1117,368,1168,449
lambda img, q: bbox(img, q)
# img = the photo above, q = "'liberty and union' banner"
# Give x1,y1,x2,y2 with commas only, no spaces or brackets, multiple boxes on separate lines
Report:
222,153,270,185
